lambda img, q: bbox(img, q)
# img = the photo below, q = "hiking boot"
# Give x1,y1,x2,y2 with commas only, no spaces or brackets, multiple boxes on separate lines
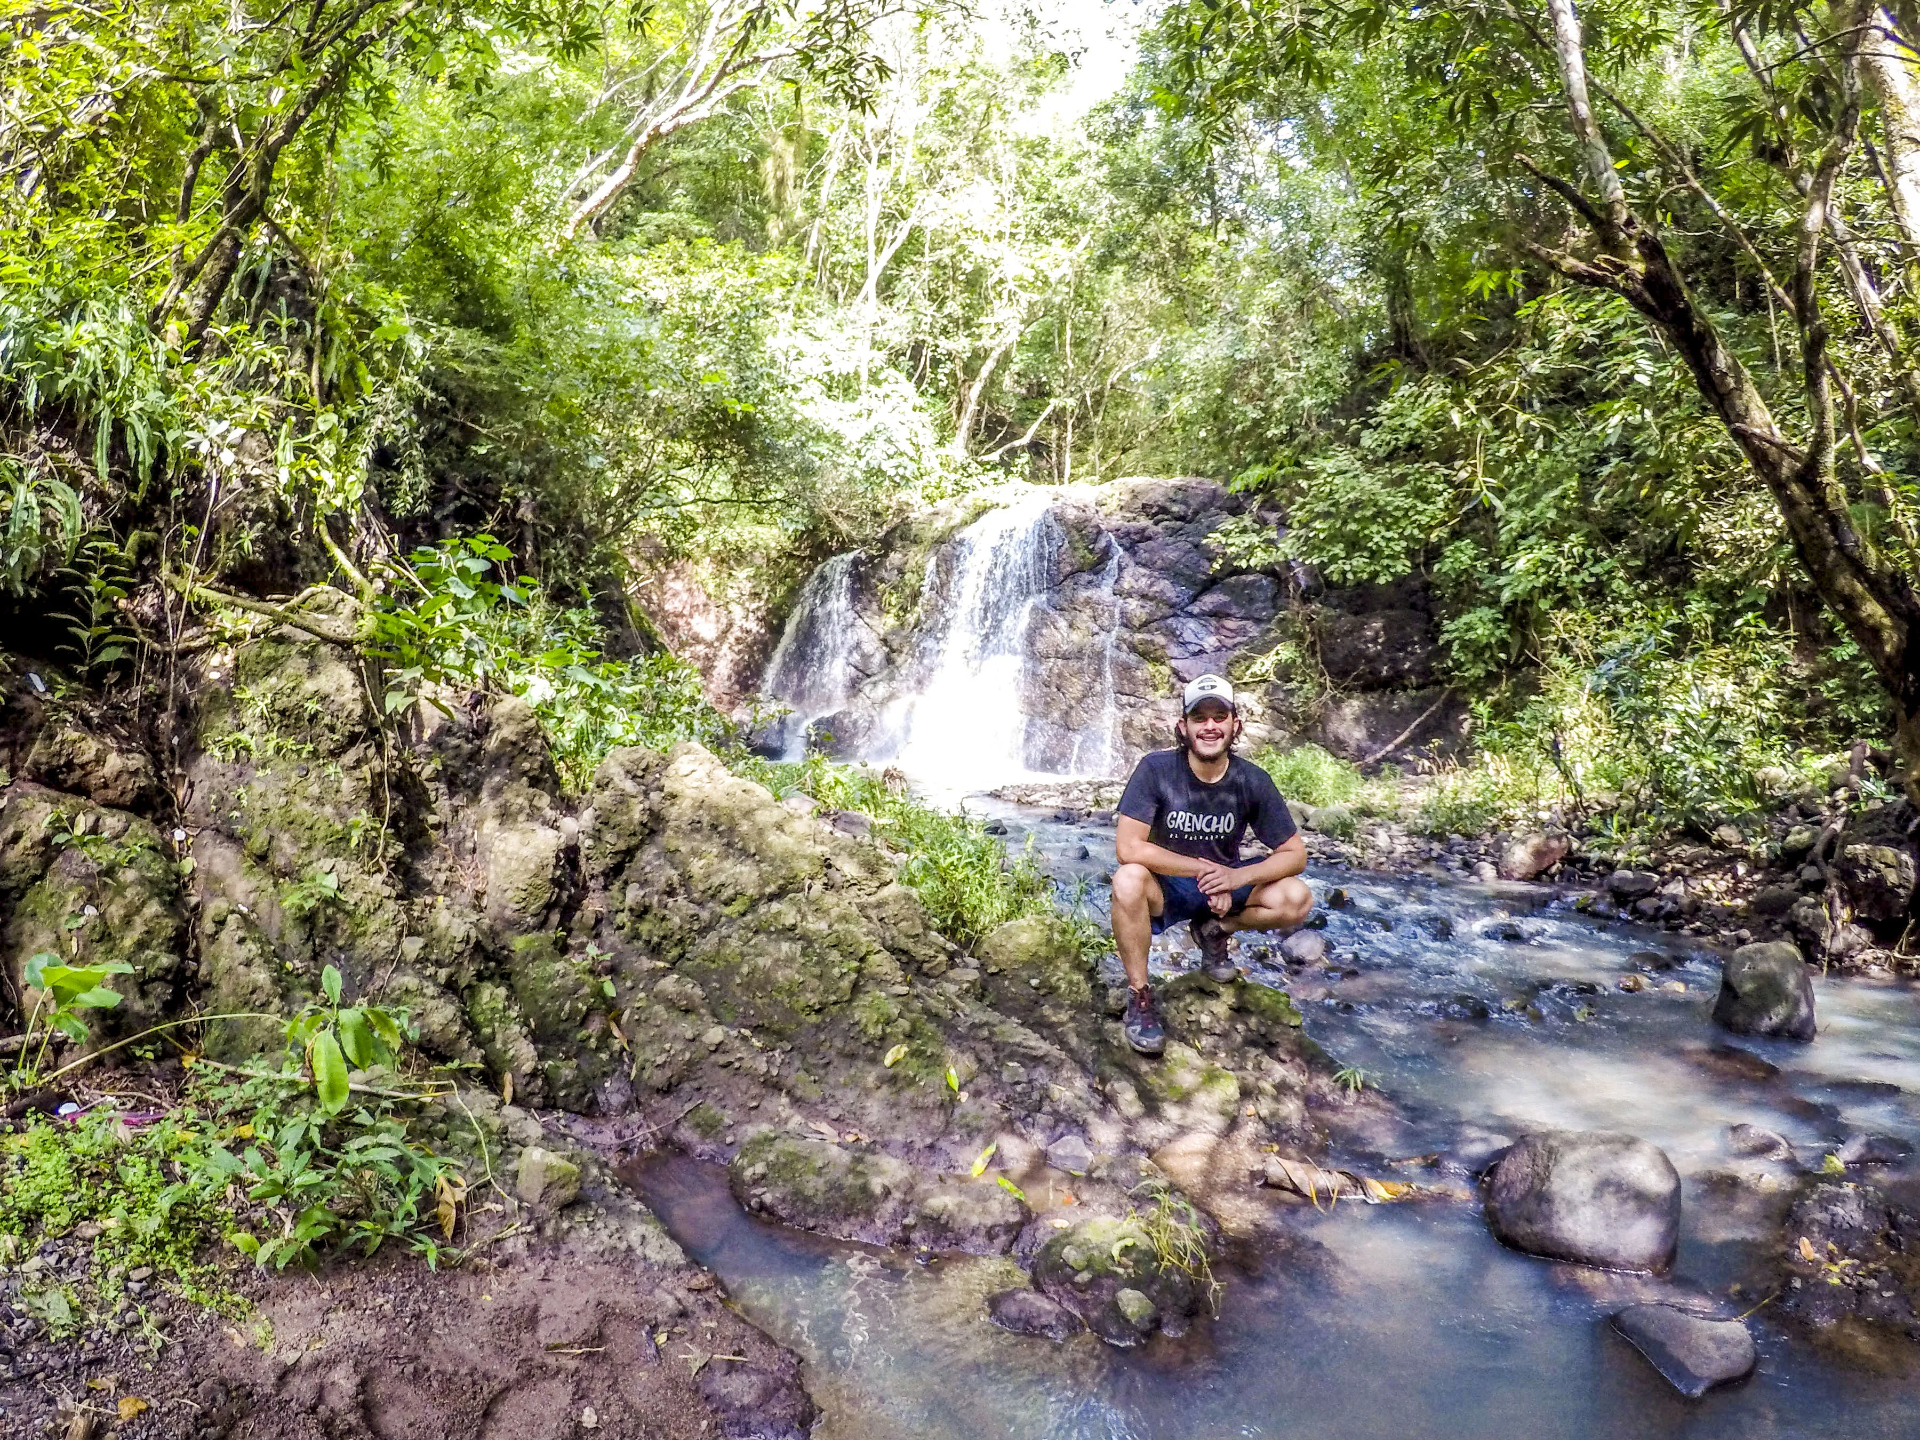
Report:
1124,985,1165,1056
1191,917,1238,982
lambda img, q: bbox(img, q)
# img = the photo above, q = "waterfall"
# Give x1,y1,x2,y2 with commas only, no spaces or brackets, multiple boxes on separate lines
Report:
760,486,1130,788
885,491,1062,787
761,552,859,755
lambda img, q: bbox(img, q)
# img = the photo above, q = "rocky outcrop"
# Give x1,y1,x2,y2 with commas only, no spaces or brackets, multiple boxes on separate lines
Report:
1484,1130,1682,1273
0,615,1361,1365
1712,941,1816,1041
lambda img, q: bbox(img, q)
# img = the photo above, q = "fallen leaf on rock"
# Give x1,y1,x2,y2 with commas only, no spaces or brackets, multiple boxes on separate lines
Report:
883,1044,909,1067
86,1376,118,1393
117,1397,149,1422
807,1119,840,1143
580,1406,599,1429
970,1141,998,1177
1799,1236,1819,1263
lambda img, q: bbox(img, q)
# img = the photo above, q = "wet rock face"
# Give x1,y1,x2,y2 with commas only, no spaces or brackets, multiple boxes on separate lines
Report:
1779,1180,1920,1333
1484,1130,1682,1273
1611,1304,1756,1397
1713,942,1816,1042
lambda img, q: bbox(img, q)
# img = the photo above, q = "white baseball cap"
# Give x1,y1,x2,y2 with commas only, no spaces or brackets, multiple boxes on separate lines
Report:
1182,673,1236,713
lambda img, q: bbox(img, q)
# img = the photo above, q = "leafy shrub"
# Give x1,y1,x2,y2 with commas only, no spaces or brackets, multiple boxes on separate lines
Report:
368,534,735,785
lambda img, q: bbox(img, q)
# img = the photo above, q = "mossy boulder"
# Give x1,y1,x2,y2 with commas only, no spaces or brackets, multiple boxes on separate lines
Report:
0,783,185,1037
1030,1211,1208,1346
728,1130,917,1244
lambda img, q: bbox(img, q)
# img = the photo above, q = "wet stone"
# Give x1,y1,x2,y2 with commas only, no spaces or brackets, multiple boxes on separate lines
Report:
1713,941,1816,1042
1280,930,1329,966
1727,1124,1795,1163
987,1288,1085,1342
1611,1304,1756,1398
1485,1130,1681,1273
1608,870,1660,900
1838,1133,1912,1168
1047,1134,1094,1174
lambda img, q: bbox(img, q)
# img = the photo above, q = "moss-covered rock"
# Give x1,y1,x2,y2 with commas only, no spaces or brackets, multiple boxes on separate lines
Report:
728,1130,917,1244
0,783,185,1038
1030,1211,1207,1346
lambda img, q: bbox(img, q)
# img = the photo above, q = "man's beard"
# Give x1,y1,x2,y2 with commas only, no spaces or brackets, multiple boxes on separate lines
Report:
1176,724,1237,757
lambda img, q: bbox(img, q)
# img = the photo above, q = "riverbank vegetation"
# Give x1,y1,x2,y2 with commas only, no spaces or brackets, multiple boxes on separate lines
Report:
4,0,1919,839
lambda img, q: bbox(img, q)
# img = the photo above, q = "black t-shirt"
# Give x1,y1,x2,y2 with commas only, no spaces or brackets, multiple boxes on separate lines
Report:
1116,749,1297,867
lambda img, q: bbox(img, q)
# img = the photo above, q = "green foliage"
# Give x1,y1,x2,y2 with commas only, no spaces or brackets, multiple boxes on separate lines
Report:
16,953,132,1067
0,1109,232,1317
0,466,83,595
739,753,1057,949
48,537,136,678
1256,744,1367,808
369,534,735,784
284,965,409,1117
1125,1168,1221,1314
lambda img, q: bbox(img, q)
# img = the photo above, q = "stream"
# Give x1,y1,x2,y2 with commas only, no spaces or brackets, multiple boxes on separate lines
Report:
629,801,1920,1438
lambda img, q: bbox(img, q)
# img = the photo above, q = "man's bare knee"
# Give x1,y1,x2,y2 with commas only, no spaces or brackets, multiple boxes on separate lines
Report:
1112,863,1155,910
1275,876,1313,926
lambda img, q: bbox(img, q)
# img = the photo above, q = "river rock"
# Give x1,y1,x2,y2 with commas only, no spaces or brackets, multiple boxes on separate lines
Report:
514,1146,582,1208
1835,842,1916,923
1727,1124,1795,1163
1485,1130,1682,1272
1712,942,1815,1041
1280,930,1329,966
907,1175,1030,1254
986,1288,1085,1341
1499,830,1570,881
1837,1133,1912,1168
1047,1133,1095,1173
1030,1212,1207,1347
1607,870,1660,900
728,1131,917,1244
1611,1304,1756,1397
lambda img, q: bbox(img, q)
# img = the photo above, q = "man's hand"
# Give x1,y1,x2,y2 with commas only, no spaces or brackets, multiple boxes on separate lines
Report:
1207,889,1233,916
1193,862,1237,897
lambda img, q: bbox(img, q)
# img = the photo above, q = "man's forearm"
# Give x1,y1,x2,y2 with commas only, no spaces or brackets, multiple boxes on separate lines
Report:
1116,836,1213,877
1230,841,1306,887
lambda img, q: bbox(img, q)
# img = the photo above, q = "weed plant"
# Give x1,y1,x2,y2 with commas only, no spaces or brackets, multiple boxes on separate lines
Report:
1126,1169,1221,1315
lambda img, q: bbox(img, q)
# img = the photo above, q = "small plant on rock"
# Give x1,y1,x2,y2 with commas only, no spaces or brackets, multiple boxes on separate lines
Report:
11,951,134,1080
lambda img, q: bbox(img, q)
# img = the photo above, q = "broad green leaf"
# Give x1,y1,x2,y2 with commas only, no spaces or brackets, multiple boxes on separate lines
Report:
970,1141,997,1177
311,1032,350,1114
321,965,343,1007
337,1009,374,1068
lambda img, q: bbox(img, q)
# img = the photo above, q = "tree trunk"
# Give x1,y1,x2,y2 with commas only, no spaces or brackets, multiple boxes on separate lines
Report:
1862,9,1920,260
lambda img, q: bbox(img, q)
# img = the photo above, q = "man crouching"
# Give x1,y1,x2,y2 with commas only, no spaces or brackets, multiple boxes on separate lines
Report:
1111,674,1312,1056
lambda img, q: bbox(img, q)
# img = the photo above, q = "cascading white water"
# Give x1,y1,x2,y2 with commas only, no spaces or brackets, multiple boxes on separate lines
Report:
884,491,1063,788
760,553,858,755
760,486,1128,786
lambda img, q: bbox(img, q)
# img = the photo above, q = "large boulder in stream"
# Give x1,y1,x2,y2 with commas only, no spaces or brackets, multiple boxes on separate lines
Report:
1485,1130,1682,1273
1713,941,1816,1041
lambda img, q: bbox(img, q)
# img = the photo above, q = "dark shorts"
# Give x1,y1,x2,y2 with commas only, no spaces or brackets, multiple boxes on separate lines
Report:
1151,871,1258,934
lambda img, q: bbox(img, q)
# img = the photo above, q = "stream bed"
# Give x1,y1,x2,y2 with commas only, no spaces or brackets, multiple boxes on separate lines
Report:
628,802,1920,1438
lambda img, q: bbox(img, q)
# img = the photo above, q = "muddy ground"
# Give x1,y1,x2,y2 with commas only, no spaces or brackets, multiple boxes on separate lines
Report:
0,1209,810,1440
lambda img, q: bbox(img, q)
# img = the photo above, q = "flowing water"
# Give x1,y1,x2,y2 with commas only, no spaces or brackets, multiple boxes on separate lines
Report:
630,804,1920,1439
762,488,1123,790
